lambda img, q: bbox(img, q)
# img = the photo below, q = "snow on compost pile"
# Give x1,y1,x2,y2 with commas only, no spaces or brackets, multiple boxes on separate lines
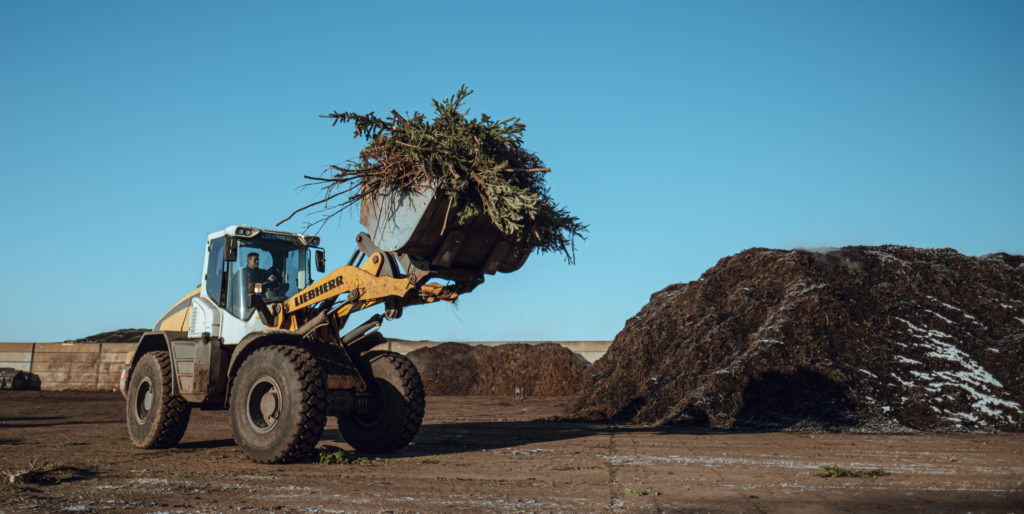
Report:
568,246,1024,432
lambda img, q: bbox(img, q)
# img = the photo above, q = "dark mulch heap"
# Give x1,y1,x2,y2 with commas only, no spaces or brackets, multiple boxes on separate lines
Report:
70,329,148,343
406,342,586,397
568,246,1024,432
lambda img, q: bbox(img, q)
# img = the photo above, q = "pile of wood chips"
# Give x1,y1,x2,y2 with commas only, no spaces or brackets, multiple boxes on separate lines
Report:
281,86,586,262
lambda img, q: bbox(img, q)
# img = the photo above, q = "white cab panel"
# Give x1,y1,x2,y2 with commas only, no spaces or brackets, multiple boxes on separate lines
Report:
188,296,223,339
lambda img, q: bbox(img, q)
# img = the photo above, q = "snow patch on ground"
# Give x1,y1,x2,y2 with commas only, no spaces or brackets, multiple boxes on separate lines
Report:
128,478,169,486
597,453,1024,476
491,448,555,456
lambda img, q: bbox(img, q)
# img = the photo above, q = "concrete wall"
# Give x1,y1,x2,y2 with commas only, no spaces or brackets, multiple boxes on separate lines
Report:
0,343,34,372
0,340,612,391
0,343,135,391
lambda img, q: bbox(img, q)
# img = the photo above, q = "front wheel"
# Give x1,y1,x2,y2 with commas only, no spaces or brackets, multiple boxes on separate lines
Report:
229,345,327,463
338,351,425,453
125,351,191,448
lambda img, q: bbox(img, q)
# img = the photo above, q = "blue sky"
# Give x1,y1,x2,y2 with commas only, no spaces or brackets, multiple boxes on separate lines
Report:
1,1,1021,342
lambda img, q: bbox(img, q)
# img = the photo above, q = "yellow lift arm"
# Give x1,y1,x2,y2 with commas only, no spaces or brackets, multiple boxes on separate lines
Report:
256,251,458,333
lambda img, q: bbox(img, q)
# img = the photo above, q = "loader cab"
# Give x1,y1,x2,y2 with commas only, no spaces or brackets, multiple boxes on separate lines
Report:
197,226,322,344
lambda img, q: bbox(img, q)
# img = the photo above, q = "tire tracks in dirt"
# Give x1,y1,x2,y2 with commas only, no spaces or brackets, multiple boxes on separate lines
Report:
605,427,623,511
623,429,663,513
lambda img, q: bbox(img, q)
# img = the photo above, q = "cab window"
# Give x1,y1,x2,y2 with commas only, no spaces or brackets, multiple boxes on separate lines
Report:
205,237,225,304
223,235,312,321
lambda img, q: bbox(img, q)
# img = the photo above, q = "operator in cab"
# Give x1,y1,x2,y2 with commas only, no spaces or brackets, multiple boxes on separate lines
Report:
243,253,284,297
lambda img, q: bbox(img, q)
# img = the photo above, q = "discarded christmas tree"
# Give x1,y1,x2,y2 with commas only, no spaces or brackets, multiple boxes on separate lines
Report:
282,86,586,262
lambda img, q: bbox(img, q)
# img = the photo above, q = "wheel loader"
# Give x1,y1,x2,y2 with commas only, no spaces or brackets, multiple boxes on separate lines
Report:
119,186,530,463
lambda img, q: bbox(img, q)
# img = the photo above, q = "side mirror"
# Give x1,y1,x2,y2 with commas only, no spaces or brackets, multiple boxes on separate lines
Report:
315,249,326,273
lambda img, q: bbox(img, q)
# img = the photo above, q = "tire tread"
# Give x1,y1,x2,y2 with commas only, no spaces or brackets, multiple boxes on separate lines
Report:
127,351,191,449
231,345,327,463
339,351,424,453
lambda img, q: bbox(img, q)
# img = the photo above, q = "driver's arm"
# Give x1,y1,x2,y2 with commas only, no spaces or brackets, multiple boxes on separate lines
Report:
265,269,285,294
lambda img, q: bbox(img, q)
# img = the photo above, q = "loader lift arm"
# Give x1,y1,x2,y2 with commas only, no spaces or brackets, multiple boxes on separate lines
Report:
253,232,460,343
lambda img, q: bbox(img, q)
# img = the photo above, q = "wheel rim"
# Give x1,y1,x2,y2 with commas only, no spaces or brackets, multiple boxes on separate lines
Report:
246,376,282,434
134,377,153,423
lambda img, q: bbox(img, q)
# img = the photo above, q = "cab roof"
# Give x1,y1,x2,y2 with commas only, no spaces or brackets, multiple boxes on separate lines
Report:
206,225,321,247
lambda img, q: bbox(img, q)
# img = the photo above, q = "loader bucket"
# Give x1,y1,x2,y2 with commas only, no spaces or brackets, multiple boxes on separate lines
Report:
360,185,530,275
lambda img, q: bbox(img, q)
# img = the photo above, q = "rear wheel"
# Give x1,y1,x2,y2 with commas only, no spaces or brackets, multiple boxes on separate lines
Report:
229,345,327,463
338,351,425,453
126,351,191,448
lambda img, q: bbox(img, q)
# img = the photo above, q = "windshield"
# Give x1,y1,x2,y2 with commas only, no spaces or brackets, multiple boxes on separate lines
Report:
224,234,313,321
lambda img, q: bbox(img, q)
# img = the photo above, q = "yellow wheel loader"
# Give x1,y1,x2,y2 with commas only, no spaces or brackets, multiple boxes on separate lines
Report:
119,187,530,463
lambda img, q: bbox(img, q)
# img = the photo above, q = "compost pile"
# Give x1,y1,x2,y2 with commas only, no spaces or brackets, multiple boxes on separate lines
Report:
69,329,147,343
283,86,586,261
406,342,586,396
569,246,1024,432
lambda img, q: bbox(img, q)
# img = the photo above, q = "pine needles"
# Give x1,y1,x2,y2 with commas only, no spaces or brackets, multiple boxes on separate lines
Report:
286,86,586,263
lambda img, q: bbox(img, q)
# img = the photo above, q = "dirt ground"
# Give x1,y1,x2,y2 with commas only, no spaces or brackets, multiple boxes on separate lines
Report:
1,391,1022,513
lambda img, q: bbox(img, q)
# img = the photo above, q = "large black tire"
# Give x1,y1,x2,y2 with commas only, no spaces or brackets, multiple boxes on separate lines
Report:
338,351,425,453
126,351,191,449
229,345,327,463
